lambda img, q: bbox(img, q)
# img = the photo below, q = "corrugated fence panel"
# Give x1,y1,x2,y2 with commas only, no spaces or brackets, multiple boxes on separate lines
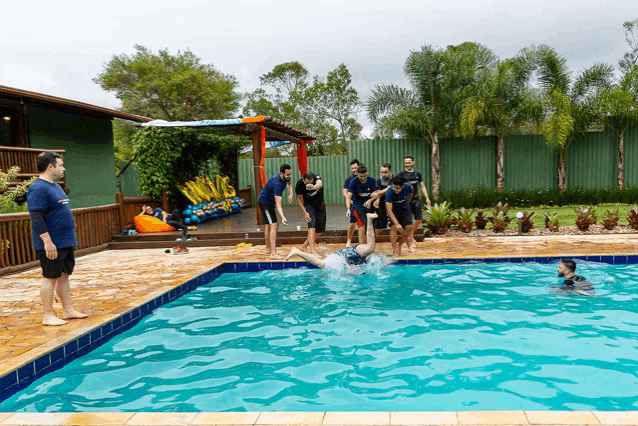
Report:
440,136,495,191
567,129,617,189
621,124,638,187
347,139,431,189
505,134,558,190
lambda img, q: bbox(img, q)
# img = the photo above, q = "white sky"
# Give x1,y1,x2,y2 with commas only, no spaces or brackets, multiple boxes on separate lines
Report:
2,0,636,136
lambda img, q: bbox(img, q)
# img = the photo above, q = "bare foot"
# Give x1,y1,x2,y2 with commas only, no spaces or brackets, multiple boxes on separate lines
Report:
43,315,67,326
407,245,416,253
367,212,378,220
285,247,301,261
270,253,285,260
345,241,352,248
62,310,88,320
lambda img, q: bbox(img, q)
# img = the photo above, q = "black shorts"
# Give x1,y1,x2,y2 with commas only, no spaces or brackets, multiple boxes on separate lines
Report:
258,202,278,225
393,210,414,228
36,247,75,279
374,203,389,230
306,204,327,233
410,198,423,221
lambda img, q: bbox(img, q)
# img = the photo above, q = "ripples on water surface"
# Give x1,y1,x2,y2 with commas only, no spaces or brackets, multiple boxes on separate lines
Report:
4,260,638,412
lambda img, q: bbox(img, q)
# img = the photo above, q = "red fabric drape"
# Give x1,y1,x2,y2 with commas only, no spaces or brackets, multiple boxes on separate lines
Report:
297,139,308,175
260,125,266,186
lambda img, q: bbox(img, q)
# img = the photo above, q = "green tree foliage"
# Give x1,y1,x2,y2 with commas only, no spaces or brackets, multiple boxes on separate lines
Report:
94,45,241,120
0,167,35,213
619,19,638,74
134,127,247,200
243,62,362,156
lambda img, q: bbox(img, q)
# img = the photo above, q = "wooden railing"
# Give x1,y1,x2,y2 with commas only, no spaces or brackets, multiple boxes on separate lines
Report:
0,204,121,273
115,193,159,229
0,146,67,189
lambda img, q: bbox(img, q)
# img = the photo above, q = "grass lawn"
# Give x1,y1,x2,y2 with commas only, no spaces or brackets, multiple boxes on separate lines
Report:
487,204,634,229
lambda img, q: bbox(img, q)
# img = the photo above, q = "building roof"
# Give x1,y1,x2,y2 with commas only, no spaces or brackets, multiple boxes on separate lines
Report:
0,85,152,123
142,116,315,141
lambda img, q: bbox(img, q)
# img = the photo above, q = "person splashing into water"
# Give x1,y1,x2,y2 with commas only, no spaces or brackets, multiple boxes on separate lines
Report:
285,212,378,268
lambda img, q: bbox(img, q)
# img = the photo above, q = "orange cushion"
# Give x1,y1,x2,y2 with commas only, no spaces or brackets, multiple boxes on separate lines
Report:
134,215,176,233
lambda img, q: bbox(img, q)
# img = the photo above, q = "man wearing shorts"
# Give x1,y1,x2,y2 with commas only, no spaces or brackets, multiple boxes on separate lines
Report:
257,164,293,259
397,155,431,250
343,159,360,247
346,164,377,245
386,176,414,256
373,163,393,237
295,171,326,255
27,152,88,326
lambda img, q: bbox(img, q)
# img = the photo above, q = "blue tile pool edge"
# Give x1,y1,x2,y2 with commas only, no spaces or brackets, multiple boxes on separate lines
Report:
1,254,636,402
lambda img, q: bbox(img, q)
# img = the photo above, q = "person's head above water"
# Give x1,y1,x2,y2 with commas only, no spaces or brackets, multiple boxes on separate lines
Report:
302,171,314,185
391,175,405,193
279,164,292,182
380,163,392,179
404,155,415,171
357,164,368,183
558,259,577,278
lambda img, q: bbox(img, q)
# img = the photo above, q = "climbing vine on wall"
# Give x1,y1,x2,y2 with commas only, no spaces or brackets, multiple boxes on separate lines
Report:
133,127,248,200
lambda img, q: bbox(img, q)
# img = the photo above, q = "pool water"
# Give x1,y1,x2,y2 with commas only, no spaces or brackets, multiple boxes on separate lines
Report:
4,260,638,412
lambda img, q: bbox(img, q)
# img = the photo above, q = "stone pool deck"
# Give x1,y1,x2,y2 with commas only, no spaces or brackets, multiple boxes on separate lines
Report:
1,233,638,424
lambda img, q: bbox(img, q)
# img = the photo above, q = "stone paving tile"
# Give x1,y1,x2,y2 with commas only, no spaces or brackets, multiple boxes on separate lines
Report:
323,412,390,425
1,233,638,379
63,412,135,425
125,411,198,425
457,411,529,425
525,411,601,424
256,412,325,424
592,411,638,424
391,411,459,425
1,412,71,424
191,412,261,425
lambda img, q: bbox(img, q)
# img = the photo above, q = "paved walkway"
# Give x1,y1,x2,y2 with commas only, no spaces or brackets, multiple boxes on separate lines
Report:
1,234,638,424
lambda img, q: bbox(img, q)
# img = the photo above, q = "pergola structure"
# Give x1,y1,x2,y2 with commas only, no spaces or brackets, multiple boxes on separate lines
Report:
142,116,316,224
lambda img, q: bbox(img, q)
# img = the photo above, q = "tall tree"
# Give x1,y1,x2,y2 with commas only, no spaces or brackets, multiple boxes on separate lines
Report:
244,62,363,156
366,43,495,199
535,45,614,191
459,47,539,191
619,18,638,74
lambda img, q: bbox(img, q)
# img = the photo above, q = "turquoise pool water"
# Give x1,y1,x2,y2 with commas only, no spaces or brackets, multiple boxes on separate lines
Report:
3,260,638,412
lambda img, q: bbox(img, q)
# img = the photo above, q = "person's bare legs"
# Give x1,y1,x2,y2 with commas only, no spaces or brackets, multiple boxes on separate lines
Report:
269,222,283,259
409,219,422,251
356,212,378,258
264,224,272,254
300,227,316,253
56,273,88,320
41,277,67,326
357,225,367,245
346,223,356,247
285,247,326,268
400,224,413,255
390,225,400,257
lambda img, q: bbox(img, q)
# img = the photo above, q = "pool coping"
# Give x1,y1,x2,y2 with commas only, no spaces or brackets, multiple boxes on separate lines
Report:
1,254,637,415
1,409,638,425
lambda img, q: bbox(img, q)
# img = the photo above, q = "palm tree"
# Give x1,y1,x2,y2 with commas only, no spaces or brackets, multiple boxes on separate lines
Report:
600,68,638,188
535,45,614,191
458,47,539,191
366,43,493,199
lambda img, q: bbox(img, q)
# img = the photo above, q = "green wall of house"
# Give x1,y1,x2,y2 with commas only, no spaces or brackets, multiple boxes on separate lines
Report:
27,106,117,208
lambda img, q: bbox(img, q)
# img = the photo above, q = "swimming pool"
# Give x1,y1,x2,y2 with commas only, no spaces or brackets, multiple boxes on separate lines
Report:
2,258,638,412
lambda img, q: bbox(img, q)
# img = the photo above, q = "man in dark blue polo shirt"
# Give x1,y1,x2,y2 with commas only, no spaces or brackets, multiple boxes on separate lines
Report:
27,152,88,326
386,176,414,257
295,171,326,255
257,163,293,259
346,164,377,245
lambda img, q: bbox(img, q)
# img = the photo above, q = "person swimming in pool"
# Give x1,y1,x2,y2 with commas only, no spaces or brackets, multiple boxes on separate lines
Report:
555,259,594,296
285,212,378,268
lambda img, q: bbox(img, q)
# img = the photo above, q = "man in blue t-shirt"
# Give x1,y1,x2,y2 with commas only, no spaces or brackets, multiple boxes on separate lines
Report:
346,164,377,244
386,176,414,257
26,152,87,326
342,159,359,247
257,163,293,259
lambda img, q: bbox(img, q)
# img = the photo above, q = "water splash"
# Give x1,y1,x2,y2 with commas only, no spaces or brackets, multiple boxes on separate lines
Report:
322,253,390,277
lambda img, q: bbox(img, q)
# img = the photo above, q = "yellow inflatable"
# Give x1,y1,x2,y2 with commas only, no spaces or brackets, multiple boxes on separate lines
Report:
134,216,176,233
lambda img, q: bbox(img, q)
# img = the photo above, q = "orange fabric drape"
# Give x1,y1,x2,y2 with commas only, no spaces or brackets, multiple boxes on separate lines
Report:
260,125,266,186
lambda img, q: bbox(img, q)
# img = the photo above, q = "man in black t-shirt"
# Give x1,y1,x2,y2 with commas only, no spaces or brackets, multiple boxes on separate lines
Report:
295,171,326,255
555,259,594,296
373,163,393,236
343,159,360,247
397,155,431,250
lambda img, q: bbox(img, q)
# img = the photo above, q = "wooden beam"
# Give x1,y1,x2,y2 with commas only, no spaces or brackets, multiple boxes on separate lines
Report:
263,127,301,145
251,127,265,225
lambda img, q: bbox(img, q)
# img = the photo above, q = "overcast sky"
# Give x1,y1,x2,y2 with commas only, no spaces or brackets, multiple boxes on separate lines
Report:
2,0,636,136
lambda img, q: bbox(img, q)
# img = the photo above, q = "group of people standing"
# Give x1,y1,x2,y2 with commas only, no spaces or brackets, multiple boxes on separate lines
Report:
257,155,432,260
